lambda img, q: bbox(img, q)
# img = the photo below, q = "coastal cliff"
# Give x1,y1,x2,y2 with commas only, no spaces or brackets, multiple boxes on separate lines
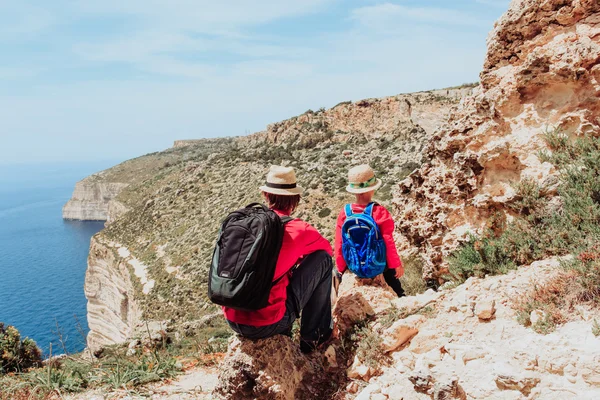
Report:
62,180,128,221
85,237,144,353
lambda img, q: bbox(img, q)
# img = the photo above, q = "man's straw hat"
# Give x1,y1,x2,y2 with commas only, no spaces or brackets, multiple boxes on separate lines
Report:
259,165,303,196
346,164,382,194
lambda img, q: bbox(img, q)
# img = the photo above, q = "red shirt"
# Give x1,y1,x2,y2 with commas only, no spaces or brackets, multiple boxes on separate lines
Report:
334,203,403,274
223,209,333,327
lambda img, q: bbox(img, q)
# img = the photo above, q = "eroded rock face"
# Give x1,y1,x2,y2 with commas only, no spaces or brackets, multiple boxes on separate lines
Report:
85,237,143,354
393,0,600,278
63,181,128,221
214,336,315,400
250,88,473,146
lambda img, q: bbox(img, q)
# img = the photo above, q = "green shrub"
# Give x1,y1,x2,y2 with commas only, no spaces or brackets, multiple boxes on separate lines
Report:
0,323,42,374
318,208,332,218
447,233,517,282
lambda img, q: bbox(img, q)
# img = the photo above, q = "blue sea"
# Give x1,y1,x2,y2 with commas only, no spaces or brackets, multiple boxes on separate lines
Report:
0,161,118,356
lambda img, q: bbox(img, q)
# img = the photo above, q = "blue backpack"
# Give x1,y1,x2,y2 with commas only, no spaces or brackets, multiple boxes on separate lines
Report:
341,203,387,279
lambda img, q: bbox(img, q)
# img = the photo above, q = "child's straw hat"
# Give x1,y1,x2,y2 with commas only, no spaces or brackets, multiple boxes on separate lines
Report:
346,164,382,194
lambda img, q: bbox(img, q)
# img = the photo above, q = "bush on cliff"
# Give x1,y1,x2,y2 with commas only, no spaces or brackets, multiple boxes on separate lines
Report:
449,129,600,282
0,323,42,374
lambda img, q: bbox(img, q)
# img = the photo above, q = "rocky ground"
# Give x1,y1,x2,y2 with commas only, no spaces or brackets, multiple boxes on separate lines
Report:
346,259,600,400
65,257,600,400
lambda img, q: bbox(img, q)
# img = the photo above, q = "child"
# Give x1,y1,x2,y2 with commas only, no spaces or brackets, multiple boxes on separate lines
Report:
334,164,405,297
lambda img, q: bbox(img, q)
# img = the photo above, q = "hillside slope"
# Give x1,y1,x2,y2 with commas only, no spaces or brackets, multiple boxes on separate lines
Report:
62,88,471,222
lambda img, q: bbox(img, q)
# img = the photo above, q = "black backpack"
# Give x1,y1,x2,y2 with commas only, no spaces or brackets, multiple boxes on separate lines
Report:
208,203,292,311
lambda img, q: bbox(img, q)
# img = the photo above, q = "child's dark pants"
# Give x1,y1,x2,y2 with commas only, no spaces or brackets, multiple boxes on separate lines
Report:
383,267,405,297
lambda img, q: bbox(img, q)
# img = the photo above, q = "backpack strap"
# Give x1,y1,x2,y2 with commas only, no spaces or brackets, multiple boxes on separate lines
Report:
281,216,294,224
247,202,269,211
345,204,353,217
364,202,375,217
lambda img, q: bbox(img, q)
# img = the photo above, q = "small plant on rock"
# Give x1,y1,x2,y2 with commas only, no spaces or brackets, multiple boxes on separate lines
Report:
592,319,600,337
350,323,386,369
400,256,428,296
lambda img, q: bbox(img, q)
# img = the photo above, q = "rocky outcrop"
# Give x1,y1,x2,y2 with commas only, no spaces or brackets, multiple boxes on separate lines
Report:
84,236,144,354
214,336,316,400
393,0,600,279
173,140,204,148
62,180,128,221
248,88,473,146
351,258,600,400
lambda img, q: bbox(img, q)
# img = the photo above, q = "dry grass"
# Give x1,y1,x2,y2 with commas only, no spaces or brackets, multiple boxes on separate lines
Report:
400,256,428,296
515,249,600,334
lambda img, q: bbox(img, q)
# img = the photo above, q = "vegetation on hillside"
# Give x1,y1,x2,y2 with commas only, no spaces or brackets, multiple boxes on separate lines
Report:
0,318,231,399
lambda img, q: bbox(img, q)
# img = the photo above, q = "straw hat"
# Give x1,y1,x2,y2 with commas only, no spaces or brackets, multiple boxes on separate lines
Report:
346,164,382,194
259,165,303,196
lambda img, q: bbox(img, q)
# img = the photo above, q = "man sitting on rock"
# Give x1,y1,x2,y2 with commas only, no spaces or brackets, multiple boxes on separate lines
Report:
222,165,334,353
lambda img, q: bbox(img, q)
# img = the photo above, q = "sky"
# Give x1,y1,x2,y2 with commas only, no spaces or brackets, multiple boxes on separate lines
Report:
0,0,511,166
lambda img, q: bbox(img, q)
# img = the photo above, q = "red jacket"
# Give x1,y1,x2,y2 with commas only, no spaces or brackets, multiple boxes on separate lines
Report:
223,209,332,327
334,203,403,274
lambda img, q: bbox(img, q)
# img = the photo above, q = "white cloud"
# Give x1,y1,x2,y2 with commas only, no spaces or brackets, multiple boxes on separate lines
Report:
351,3,491,29
77,33,210,63
68,1,327,79
0,66,43,80
74,0,332,32
476,0,512,7
234,60,314,79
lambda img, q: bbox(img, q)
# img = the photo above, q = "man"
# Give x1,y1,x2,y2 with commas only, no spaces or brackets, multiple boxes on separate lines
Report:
223,165,334,353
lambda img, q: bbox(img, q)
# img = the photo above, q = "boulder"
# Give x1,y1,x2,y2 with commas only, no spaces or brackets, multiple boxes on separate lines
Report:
381,315,425,353
494,364,540,396
348,355,381,382
334,274,395,334
214,335,314,400
475,299,496,321
433,376,466,400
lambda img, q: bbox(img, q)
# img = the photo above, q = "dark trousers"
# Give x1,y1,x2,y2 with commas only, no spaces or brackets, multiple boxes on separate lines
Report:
228,251,333,349
383,267,405,297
